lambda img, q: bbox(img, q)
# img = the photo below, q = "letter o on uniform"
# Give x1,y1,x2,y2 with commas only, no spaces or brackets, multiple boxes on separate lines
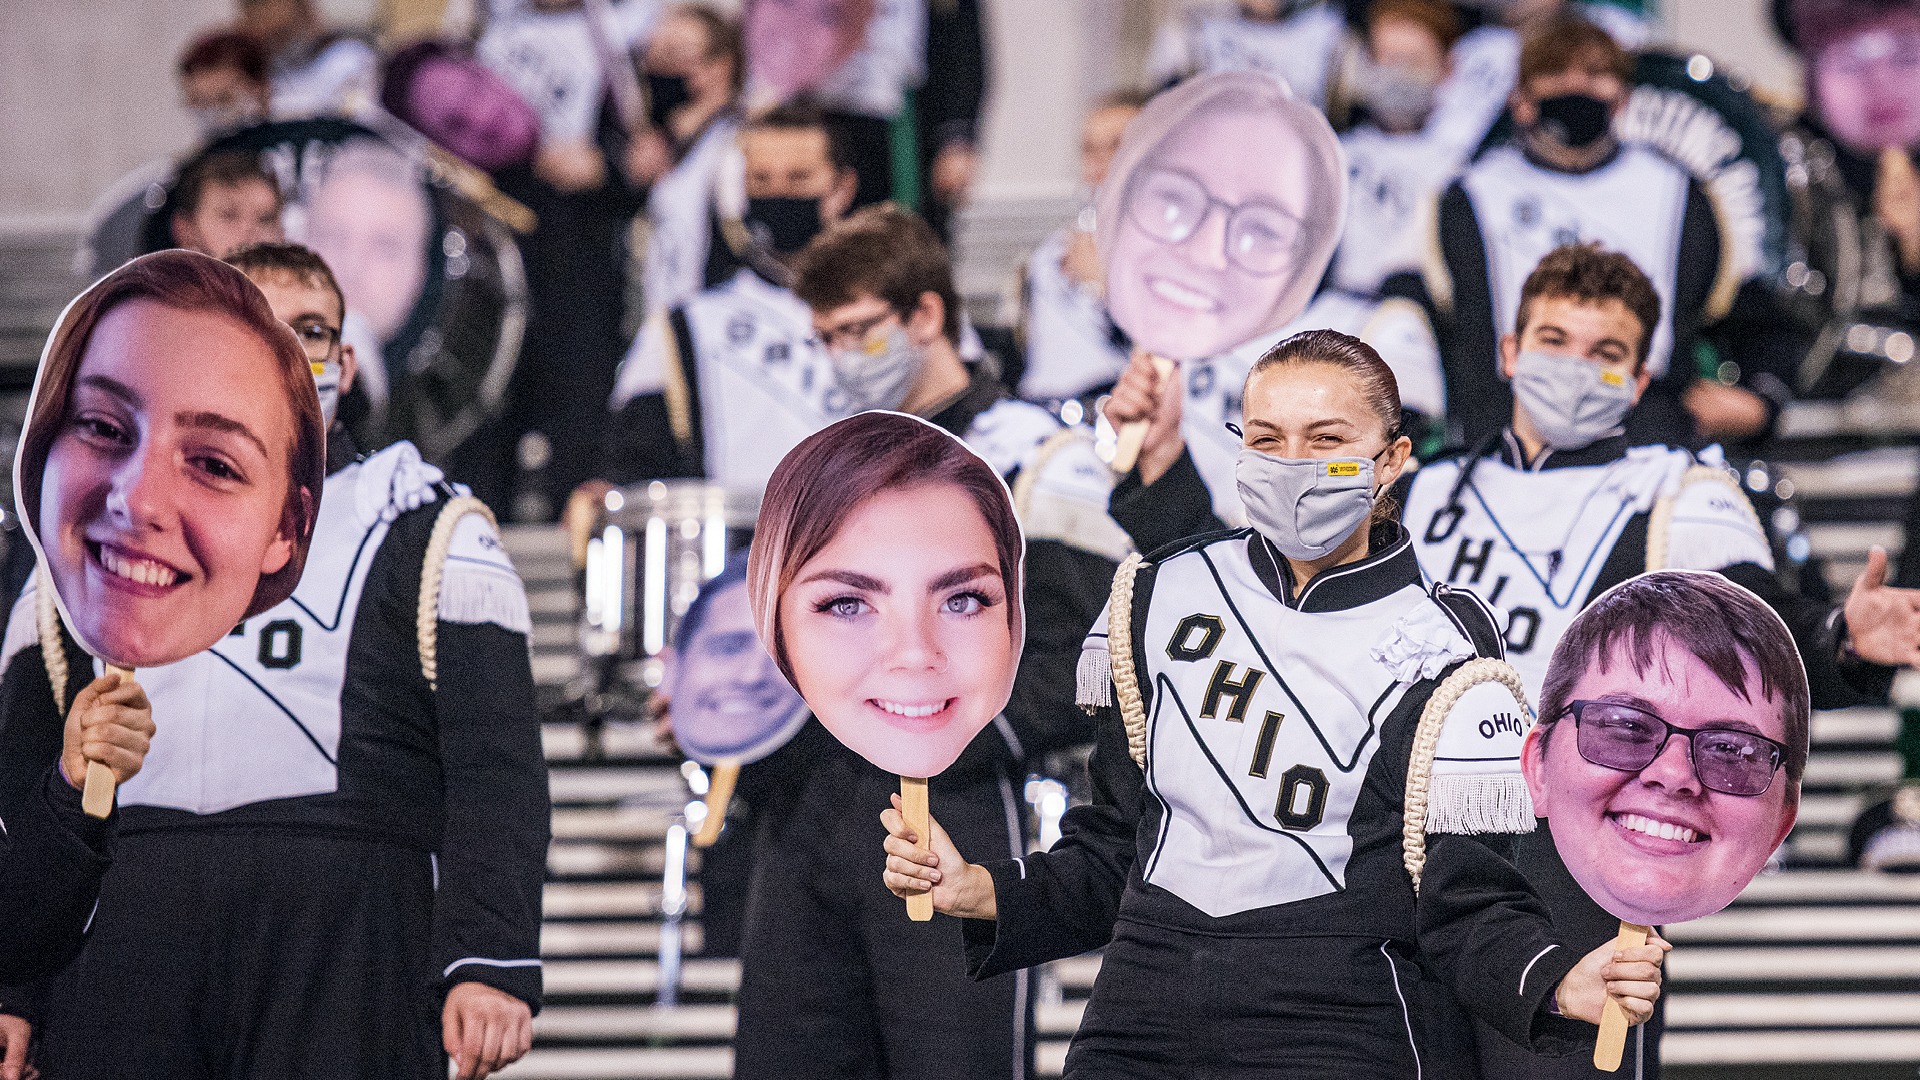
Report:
1167,614,1225,662
258,619,303,670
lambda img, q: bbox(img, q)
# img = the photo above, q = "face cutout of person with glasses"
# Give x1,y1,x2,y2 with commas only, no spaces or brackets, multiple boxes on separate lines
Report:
1523,571,1808,926
1098,72,1345,363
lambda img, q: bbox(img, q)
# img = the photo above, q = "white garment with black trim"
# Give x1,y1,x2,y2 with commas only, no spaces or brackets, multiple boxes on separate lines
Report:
1335,123,1472,295
1017,227,1131,403
1146,3,1346,108
643,114,744,316
478,0,661,143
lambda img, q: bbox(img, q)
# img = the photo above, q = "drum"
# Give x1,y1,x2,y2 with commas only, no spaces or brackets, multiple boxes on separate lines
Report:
583,481,761,685
133,118,528,466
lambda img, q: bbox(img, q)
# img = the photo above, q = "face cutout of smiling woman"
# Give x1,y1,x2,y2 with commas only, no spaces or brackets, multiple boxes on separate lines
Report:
1096,71,1348,366
747,411,1025,782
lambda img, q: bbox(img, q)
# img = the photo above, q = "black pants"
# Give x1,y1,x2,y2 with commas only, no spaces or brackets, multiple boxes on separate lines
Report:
1065,924,1444,1080
732,751,1032,1080
30,829,442,1079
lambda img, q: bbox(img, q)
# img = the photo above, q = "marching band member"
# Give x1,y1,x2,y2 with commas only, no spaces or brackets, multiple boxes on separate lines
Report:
1145,0,1348,110
885,328,1669,1077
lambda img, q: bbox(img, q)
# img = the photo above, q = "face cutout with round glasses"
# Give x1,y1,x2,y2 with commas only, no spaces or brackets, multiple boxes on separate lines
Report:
1097,71,1346,364
1523,573,1805,927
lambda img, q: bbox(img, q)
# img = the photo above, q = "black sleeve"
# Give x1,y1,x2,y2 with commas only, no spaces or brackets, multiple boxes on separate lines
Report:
1718,561,1895,709
1900,488,1920,590
960,703,1144,978
1434,182,1511,447
1668,181,1722,389
601,392,701,485
0,766,114,983
433,618,553,1013
1703,280,1808,449
1000,539,1114,761
919,0,988,149
1108,448,1227,555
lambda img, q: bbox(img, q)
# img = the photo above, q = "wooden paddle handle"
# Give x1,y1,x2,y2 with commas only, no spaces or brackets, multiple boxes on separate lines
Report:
81,664,136,820
1109,356,1176,475
1593,921,1651,1072
691,762,739,848
901,775,933,922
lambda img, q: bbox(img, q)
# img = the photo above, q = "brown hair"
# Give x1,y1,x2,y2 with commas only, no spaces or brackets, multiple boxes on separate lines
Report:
1519,13,1633,88
1516,242,1662,370
1247,329,1405,525
746,411,1025,687
225,241,347,325
21,250,324,620
791,205,962,345
1367,0,1464,55
172,150,280,221
669,3,745,93
1094,87,1155,113
178,29,269,84
1537,571,1811,788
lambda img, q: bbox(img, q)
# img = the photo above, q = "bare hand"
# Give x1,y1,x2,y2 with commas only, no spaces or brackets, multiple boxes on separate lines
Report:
534,140,608,192
1843,546,1920,666
1682,381,1769,442
564,480,614,569
1876,147,1920,273
61,671,153,789
881,794,997,919
443,982,533,1080
930,142,978,207
624,127,673,187
0,1014,32,1080
1060,228,1104,291
1103,350,1184,484
1553,932,1671,1026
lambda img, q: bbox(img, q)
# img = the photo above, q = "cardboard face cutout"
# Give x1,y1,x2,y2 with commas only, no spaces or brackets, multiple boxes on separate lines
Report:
747,411,1024,779
16,250,325,669
667,557,810,766
1524,571,1807,926
745,0,876,102
1097,70,1347,363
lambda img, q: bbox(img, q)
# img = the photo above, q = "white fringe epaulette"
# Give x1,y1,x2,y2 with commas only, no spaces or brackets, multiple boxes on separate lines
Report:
432,506,533,636
1402,660,1537,890
1076,632,1113,711
1370,599,1481,683
1425,773,1536,835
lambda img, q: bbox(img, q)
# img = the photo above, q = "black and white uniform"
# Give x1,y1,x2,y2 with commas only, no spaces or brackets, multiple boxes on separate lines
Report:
267,34,378,119
730,372,1124,1080
1335,123,1477,297
1428,144,1727,447
642,110,744,317
1015,225,1132,406
1144,2,1346,107
478,0,660,146
965,523,1585,1077
0,767,113,984
0,438,550,1079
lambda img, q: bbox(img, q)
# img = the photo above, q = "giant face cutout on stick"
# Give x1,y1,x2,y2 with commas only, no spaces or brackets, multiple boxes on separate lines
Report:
1523,571,1807,927
16,250,325,672
747,411,1024,780
745,0,876,103
1096,71,1347,364
667,553,810,768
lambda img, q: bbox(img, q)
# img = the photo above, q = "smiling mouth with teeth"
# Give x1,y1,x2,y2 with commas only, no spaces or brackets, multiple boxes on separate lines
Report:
869,698,957,727
1145,275,1222,314
1611,812,1708,846
91,542,186,589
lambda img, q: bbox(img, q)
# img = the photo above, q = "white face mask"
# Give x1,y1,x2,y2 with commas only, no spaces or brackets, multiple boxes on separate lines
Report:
312,358,342,427
1235,447,1379,561
829,324,926,412
1355,59,1440,132
1511,349,1637,450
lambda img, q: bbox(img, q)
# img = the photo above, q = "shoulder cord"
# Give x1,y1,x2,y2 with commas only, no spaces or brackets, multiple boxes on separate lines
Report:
1401,656,1530,894
419,494,499,691
1108,552,1148,768
1009,427,1085,522
1645,463,1759,571
36,567,68,713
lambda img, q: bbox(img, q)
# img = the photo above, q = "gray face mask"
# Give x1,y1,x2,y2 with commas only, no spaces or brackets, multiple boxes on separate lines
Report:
1235,448,1378,561
312,358,342,428
1511,349,1637,450
829,324,925,412
1355,59,1439,132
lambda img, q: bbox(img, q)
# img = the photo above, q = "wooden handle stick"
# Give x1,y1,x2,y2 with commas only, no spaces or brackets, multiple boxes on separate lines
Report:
1109,356,1176,475
691,761,739,848
1593,921,1651,1072
81,665,135,820
900,775,933,922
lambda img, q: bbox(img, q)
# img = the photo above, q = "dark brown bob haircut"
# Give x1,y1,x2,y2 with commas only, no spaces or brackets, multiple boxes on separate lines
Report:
1537,571,1811,787
1516,243,1662,371
791,205,962,346
1519,13,1634,88
746,411,1025,687
178,29,269,84
225,241,348,326
20,250,325,620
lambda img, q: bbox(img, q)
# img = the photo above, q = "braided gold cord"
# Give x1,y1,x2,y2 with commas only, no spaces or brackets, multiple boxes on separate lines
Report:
1401,657,1531,894
1108,553,1148,768
36,567,67,712
1010,428,1083,522
419,495,499,691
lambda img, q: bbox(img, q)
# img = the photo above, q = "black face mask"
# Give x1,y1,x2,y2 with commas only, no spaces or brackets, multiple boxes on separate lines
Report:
1534,93,1614,150
746,196,825,254
646,72,692,129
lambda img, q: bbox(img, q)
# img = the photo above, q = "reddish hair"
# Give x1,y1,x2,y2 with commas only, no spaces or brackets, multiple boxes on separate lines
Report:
178,30,269,84
20,250,324,620
746,411,1025,686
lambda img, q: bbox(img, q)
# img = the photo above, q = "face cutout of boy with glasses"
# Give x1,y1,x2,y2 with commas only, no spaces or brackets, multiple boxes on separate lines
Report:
1523,571,1808,926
